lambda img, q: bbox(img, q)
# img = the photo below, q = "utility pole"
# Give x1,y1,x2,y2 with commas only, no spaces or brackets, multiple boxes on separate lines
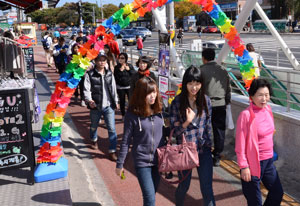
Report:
99,0,104,20
79,0,83,31
93,6,96,26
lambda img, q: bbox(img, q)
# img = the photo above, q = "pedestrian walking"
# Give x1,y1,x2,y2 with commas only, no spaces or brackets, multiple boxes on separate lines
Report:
78,31,88,43
42,31,52,68
53,37,69,74
177,27,184,45
235,78,283,206
116,76,164,206
170,66,215,206
129,56,156,96
114,52,136,120
68,43,86,106
83,52,119,161
104,44,117,72
200,48,231,167
246,43,262,77
67,34,77,55
49,37,58,70
197,26,202,38
136,35,143,56
109,36,120,58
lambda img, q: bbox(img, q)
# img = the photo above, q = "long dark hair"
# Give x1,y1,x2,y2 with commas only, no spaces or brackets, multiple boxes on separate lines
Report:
129,77,162,117
179,66,208,119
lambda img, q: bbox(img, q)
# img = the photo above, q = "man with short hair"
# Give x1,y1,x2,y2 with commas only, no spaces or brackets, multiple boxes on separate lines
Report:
53,37,69,74
78,31,88,43
200,48,231,167
83,53,119,161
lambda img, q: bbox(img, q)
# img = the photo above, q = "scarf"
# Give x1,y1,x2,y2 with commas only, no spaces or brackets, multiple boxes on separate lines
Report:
138,69,150,77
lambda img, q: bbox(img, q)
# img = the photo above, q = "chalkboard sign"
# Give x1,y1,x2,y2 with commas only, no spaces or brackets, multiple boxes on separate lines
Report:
0,89,35,183
22,47,35,77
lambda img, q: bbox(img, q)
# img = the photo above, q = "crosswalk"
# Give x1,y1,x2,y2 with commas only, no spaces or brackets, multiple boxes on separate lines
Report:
129,34,300,69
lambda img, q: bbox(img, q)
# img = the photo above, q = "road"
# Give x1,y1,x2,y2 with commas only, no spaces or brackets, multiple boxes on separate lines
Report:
37,30,300,69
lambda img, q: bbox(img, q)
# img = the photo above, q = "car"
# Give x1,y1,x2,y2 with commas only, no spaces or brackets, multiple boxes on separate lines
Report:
132,27,152,37
202,40,225,49
202,26,219,33
120,30,136,46
122,29,147,41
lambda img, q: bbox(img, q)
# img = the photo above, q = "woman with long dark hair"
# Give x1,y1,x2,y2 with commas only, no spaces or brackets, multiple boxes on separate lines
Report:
114,52,136,119
116,77,164,206
169,66,215,206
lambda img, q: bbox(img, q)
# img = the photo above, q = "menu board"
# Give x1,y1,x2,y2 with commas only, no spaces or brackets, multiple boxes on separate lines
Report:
22,47,35,77
0,89,35,173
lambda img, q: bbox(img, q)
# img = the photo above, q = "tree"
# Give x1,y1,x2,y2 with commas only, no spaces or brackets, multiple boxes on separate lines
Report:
174,2,202,19
103,4,119,19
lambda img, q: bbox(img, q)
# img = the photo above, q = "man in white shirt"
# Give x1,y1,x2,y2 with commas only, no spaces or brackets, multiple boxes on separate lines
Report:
42,32,53,68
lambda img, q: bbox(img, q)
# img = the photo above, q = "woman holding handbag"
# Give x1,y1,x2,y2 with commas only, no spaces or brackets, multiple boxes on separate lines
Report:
169,66,215,206
116,77,164,206
235,78,283,206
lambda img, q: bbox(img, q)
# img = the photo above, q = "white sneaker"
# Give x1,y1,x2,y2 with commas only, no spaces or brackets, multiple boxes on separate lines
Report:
81,100,86,107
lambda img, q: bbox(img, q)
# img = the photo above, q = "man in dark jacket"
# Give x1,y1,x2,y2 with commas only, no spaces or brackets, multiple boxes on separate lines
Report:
200,48,231,167
83,52,119,161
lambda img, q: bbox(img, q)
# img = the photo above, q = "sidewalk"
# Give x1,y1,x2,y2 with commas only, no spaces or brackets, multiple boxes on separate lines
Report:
1,45,298,206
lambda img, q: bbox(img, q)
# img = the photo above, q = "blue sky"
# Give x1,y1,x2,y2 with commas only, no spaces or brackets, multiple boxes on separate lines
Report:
56,0,133,7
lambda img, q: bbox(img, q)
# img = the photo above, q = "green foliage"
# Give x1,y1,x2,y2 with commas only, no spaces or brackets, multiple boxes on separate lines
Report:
174,2,202,19
103,4,119,19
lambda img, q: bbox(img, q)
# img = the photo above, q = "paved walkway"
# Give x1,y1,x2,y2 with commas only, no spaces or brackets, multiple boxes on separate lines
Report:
1,45,299,206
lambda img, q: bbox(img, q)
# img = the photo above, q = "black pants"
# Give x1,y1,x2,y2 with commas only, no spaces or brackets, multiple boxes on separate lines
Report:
74,78,85,101
117,88,130,116
211,105,226,158
241,158,283,206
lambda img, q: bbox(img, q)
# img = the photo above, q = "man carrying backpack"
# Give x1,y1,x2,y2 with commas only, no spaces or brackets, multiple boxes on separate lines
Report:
42,32,52,68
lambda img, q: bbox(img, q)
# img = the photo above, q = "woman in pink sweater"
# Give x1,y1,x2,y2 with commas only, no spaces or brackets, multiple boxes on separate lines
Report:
235,78,283,206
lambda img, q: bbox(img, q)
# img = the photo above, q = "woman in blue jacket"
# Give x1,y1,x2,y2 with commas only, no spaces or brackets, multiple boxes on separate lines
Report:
170,66,215,206
116,76,164,206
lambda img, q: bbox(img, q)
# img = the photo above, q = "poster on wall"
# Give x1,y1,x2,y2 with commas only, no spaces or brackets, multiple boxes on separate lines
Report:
158,45,170,77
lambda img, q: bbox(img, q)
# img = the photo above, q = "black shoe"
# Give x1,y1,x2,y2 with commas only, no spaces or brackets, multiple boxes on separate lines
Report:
213,157,220,167
91,139,98,149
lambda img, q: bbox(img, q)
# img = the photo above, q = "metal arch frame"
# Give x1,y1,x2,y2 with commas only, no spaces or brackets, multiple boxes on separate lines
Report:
216,1,300,71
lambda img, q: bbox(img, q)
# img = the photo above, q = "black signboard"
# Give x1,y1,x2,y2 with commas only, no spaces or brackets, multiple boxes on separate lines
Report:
0,89,35,184
22,47,35,78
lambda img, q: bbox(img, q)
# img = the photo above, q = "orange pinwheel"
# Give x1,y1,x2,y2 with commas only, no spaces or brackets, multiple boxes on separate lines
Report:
46,103,57,114
234,44,245,57
64,87,76,98
95,25,106,37
157,0,167,7
224,27,238,41
202,0,215,12
137,7,147,17
86,48,99,60
103,33,115,45
78,45,88,56
132,0,143,9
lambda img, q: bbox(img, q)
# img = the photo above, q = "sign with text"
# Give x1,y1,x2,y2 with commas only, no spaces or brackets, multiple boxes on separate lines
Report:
22,47,35,77
158,75,169,108
0,89,35,172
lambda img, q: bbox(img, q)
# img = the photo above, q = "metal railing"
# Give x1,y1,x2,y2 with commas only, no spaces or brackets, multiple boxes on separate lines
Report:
128,45,300,112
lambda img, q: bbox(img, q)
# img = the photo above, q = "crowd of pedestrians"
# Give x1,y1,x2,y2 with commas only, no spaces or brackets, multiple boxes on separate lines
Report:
41,29,282,205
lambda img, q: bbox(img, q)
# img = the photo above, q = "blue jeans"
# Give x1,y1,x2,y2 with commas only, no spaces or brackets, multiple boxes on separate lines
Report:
241,158,283,206
137,48,143,56
135,166,161,206
175,147,215,206
90,106,117,153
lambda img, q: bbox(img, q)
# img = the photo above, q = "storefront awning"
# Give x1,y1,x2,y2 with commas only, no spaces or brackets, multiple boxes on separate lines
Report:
0,0,42,13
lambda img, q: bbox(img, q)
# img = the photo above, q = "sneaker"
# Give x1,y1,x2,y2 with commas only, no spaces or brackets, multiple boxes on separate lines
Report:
91,139,98,149
213,156,220,167
81,100,86,107
109,152,117,161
